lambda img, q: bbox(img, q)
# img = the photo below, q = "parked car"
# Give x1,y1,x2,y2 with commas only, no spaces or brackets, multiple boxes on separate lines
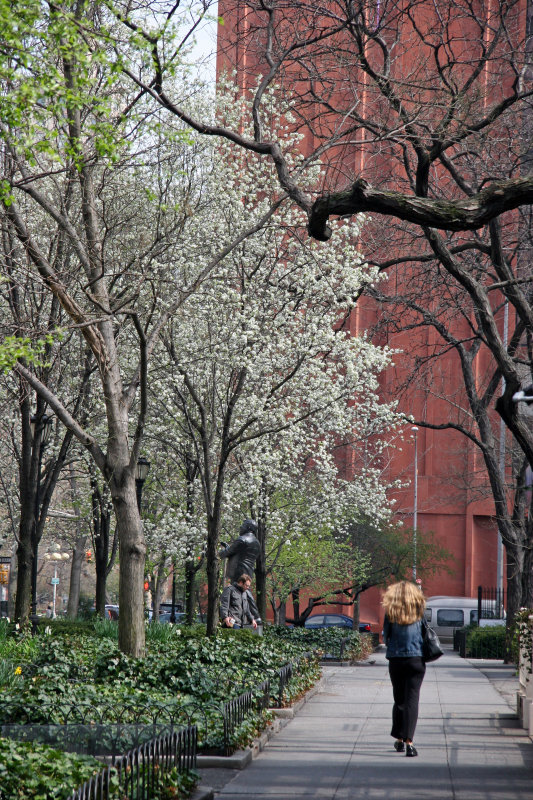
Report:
157,611,185,624
304,613,372,633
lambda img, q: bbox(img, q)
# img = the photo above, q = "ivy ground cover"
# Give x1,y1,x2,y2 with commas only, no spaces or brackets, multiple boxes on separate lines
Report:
0,619,371,799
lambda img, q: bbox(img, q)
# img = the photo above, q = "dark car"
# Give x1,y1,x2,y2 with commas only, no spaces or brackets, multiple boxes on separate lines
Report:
157,611,185,624
304,613,372,633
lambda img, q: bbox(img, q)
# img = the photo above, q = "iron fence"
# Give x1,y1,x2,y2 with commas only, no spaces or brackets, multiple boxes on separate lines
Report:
2,653,317,762
222,679,270,757
0,699,201,761
477,585,506,620
69,725,197,800
276,662,293,706
275,651,316,707
1,678,274,759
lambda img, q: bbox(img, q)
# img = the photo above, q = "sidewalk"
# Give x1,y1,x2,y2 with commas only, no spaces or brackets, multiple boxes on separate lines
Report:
209,646,533,799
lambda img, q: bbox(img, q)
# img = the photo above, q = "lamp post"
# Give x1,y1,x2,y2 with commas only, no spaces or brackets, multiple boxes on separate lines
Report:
30,412,54,616
44,548,70,617
135,456,150,512
411,426,419,582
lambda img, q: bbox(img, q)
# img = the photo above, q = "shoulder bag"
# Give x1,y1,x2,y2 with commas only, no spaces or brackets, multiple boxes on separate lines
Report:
421,618,443,662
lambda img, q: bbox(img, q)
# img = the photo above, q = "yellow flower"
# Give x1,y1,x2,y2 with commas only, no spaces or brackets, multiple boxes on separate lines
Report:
14,666,22,675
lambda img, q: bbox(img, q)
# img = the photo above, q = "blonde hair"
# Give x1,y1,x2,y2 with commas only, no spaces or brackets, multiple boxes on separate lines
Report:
382,581,426,625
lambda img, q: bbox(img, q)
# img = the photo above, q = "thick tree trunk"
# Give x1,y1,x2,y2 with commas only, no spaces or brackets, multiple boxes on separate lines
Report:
15,395,39,623
505,541,525,662
14,529,32,622
112,472,146,656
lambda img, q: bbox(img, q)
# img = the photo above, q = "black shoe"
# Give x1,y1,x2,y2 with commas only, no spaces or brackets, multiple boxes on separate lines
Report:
405,744,418,757
394,740,405,752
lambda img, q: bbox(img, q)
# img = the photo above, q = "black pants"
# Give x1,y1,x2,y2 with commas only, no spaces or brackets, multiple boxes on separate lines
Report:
388,657,426,742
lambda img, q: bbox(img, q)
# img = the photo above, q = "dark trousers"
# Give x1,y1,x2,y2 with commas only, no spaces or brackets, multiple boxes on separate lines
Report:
388,656,426,742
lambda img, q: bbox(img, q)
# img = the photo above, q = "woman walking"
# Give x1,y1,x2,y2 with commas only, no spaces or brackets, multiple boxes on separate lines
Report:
382,580,426,757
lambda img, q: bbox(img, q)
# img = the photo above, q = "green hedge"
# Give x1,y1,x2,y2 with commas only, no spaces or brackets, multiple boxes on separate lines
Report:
466,625,506,659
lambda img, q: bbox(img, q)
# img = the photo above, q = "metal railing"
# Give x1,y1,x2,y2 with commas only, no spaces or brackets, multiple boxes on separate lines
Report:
1,677,274,759
222,679,270,756
0,699,197,761
477,585,506,620
70,724,197,800
2,653,318,763
275,651,316,707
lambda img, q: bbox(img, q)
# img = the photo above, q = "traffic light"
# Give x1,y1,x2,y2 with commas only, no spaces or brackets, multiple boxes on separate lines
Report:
144,580,150,591
85,550,92,563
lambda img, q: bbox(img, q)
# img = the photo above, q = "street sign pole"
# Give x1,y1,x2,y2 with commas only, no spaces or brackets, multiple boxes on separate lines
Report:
51,570,60,618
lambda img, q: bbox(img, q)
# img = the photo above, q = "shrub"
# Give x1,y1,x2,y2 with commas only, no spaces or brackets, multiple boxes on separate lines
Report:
466,625,506,659
512,608,533,672
0,736,110,800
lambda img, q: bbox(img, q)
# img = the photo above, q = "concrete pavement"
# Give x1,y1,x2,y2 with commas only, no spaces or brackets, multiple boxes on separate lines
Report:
212,646,533,799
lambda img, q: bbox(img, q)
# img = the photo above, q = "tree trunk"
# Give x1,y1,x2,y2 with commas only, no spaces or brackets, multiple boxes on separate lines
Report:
291,587,302,625
185,559,196,624
112,472,146,656
505,541,524,662
66,537,87,618
271,599,286,625
255,518,267,622
521,525,533,608
7,546,17,619
15,395,39,623
14,533,32,622
205,515,220,635
149,555,167,618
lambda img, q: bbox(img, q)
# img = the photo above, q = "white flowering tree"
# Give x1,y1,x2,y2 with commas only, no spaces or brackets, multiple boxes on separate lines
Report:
0,4,226,653
144,87,402,633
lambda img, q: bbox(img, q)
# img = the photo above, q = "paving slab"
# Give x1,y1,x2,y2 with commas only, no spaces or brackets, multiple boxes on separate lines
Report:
213,646,533,799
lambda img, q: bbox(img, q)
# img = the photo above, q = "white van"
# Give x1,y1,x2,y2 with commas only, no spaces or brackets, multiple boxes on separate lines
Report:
424,596,505,642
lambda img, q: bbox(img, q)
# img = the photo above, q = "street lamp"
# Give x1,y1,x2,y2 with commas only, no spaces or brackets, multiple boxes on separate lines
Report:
30,412,54,616
411,426,419,582
135,456,150,512
44,548,70,618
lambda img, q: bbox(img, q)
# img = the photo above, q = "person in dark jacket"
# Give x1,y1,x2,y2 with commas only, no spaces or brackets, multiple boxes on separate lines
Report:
219,573,261,630
219,519,261,582
382,580,426,758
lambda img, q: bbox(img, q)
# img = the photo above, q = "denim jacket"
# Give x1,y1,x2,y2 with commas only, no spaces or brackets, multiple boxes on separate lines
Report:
383,615,424,658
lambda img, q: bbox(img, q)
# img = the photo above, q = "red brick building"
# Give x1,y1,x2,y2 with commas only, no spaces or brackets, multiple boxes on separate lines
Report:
216,0,518,628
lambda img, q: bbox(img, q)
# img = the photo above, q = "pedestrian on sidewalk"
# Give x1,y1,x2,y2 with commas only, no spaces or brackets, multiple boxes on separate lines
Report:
382,580,426,758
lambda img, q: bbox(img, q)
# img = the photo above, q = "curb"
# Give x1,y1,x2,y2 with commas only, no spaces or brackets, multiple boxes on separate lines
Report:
191,787,215,800
197,674,325,768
